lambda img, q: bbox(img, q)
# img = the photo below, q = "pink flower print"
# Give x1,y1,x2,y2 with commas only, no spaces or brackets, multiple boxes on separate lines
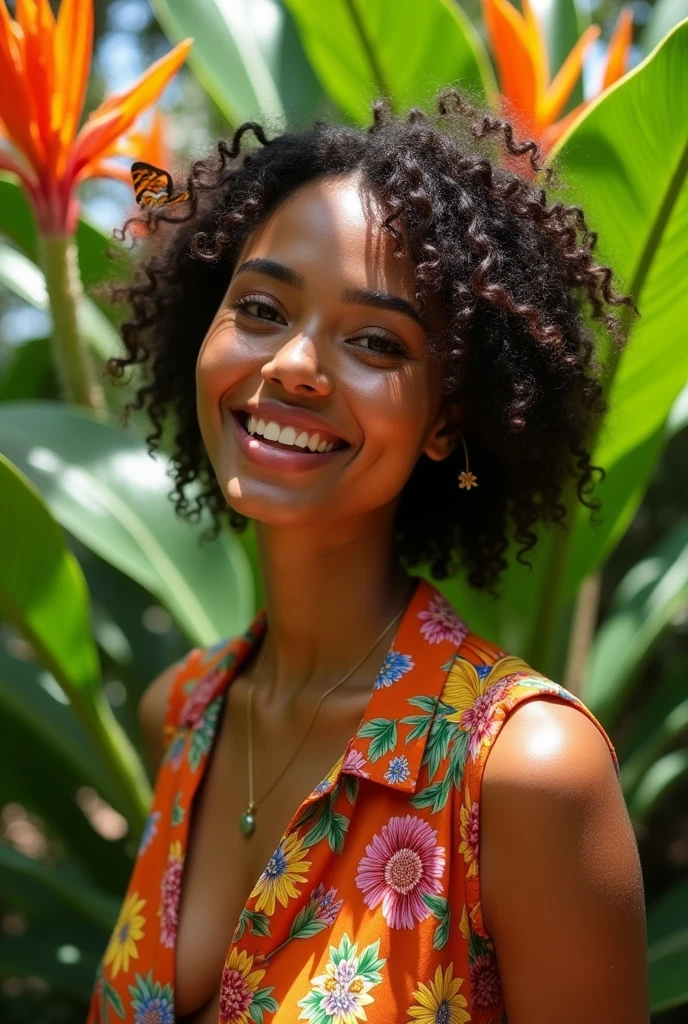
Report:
160,841,184,948
310,883,344,926
461,681,510,762
178,669,223,729
418,595,468,646
355,814,445,929
470,951,503,1018
342,748,371,778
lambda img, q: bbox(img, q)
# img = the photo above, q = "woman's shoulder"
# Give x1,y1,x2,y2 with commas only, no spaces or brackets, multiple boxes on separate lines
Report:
138,634,241,772
441,627,620,784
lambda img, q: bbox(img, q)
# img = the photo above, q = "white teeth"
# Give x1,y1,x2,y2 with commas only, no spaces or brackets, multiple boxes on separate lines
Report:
263,420,281,441
278,425,296,445
243,414,341,453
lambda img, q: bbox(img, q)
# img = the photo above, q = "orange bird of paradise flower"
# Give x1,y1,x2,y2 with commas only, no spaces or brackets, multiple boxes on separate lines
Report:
482,0,634,154
0,0,192,235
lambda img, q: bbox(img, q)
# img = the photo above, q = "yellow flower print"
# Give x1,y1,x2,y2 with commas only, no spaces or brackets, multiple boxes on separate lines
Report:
459,785,479,879
219,947,267,1023
252,831,311,917
442,655,538,761
406,962,471,1024
103,892,146,978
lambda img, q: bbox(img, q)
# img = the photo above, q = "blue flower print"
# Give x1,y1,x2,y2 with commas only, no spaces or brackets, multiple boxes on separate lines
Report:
374,650,415,689
137,810,160,856
128,971,174,1024
384,755,411,784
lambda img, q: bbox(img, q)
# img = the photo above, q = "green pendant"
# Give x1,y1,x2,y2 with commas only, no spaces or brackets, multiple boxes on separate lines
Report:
240,806,256,835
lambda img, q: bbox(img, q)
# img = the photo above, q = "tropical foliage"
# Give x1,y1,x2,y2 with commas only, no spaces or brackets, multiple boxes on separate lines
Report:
0,0,686,1019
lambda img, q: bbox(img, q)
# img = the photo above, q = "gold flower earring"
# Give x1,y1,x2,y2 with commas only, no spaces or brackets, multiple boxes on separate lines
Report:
457,430,478,490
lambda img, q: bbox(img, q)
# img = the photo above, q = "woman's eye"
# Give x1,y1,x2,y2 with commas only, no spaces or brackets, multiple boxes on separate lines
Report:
350,334,405,357
234,298,286,324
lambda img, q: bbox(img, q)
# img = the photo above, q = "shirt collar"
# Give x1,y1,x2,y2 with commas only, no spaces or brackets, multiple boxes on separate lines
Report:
212,576,467,797
339,576,466,794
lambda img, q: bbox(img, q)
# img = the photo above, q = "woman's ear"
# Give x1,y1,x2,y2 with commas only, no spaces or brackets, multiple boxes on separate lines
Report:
423,398,463,463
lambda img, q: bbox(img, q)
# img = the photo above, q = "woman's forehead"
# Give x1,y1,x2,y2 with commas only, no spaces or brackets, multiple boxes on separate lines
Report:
236,175,418,300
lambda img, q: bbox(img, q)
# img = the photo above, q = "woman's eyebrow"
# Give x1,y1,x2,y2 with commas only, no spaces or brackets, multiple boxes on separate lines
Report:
341,286,425,328
234,258,425,328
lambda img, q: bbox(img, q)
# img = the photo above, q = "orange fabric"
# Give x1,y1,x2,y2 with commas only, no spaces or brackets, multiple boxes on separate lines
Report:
87,577,619,1023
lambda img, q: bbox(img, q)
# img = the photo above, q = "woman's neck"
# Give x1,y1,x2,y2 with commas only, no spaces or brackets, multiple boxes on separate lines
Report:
248,509,415,708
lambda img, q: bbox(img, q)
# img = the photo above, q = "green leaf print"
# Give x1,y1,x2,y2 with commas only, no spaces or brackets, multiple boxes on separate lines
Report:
99,975,125,1022
406,694,439,714
187,697,222,772
423,893,451,950
343,773,359,805
400,713,433,743
289,901,330,941
171,792,185,827
410,774,452,813
301,788,350,853
357,717,397,760
302,797,349,853
447,730,470,789
356,938,385,980
249,985,280,1024
235,907,271,941
422,716,454,782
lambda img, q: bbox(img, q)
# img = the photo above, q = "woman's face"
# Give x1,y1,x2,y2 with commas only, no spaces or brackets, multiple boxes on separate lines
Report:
196,173,457,529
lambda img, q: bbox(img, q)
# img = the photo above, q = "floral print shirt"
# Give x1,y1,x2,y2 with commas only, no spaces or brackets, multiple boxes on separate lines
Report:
87,577,619,1024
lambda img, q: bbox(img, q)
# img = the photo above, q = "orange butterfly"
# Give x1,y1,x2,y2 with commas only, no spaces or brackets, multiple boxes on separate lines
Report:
131,161,190,208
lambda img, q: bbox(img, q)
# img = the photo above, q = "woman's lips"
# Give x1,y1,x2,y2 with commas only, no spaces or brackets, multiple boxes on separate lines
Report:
230,412,349,473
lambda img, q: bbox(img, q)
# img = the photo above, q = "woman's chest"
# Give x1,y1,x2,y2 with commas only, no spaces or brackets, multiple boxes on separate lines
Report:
174,682,374,1021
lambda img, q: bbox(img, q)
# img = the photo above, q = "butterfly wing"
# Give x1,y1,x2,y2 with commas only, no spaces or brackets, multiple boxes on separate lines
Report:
131,161,189,208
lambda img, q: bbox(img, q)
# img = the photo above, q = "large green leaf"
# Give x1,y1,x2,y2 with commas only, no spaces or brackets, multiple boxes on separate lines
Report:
0,241,124,365
551,19,688,588
0,455,100,698
0,845,117,933
0,402,255,647
641,0,688,53
647,878,688,1012
617,659,688,797
0,453,150,826
0,336,52,401
585,520,688,723
479,18,688,671
627,748,688,821
0,176,124,296
0,923,103,1003
283,0,495,124
0,643,134,894
153,0,325,130
0,640,116,807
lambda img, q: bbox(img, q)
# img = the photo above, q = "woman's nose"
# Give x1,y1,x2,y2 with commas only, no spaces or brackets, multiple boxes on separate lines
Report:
261,332,333,395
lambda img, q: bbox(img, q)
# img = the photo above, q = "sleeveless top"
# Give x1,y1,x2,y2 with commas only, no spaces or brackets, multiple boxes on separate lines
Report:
87,576,620,1024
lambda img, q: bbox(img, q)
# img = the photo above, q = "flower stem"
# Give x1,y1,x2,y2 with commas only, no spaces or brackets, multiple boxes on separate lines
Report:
38,234,106,412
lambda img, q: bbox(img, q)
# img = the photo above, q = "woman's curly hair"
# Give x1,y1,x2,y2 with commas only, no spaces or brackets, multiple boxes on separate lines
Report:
107,87,637,592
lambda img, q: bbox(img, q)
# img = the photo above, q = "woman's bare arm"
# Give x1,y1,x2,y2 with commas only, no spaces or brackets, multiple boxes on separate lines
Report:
480,697,649,1023
137,660,184,775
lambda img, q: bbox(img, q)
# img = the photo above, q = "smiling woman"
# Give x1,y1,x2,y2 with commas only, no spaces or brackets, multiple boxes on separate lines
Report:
88,90,649,1024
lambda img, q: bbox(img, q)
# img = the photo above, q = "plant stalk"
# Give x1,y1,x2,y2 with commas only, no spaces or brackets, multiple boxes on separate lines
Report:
38,234,105,412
